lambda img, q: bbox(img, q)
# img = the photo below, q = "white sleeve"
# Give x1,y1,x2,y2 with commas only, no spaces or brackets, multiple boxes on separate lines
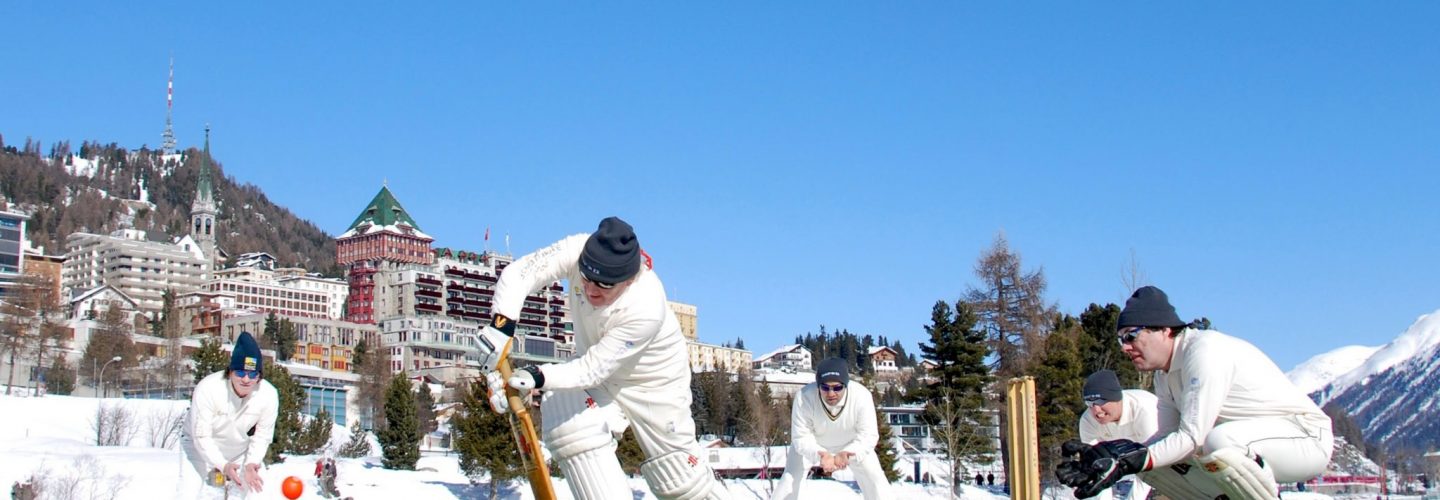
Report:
189,379,231,471
840,385,878,459
493,234,586,319
790,387,824,460
1146,345,1233,467
243,383,280,465
537,297,664,390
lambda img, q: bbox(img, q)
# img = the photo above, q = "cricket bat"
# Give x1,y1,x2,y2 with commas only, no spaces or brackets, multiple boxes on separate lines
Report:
497,346,558,500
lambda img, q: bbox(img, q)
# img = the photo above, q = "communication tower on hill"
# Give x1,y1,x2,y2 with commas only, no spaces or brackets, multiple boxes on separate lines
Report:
161,57,177,154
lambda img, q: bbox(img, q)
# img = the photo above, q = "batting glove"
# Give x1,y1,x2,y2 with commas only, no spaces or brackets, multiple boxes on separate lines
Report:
476,314,517,373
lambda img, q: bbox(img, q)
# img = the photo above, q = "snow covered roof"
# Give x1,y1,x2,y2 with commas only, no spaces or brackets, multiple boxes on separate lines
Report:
868,345,896,356
755,344,808,363
340,186,432,240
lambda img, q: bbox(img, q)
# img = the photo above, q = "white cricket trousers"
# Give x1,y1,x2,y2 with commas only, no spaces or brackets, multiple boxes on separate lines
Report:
1200,415,1333,482
768,446,891,500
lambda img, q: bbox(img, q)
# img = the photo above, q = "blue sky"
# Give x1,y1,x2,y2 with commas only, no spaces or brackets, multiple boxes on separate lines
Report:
4,3,1438,371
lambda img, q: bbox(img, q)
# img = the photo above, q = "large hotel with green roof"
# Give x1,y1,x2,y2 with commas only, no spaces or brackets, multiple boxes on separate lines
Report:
336,186,571,379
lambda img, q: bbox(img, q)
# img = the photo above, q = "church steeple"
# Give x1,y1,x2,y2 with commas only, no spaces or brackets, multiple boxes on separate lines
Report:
191,126,219,270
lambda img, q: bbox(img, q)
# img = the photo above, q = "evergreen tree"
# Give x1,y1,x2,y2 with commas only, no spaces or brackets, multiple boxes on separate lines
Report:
415,381,437,438
190,336,230,382
1031,315,1084,474
915,299,994,485
44,358,75,395
617,428,647,476
452,380,523,499
1077,303,1141,388
379,372,420,470
297,409,333,455
337,420,372,458
874,405,900,483
263,364,306,464
262,313,298,362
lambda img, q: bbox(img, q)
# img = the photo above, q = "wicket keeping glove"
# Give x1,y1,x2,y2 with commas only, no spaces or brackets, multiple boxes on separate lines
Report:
476,313,516,373
1072,439,1150,499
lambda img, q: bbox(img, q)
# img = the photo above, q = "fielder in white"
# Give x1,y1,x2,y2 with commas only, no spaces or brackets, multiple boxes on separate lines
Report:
771,358,891,500
179,331,279,498
1057,286,1333,500
1075,369,1159,500
479,217,729,500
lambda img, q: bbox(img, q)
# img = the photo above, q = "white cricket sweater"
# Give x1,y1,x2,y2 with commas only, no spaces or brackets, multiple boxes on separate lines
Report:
1147,329,1330,468
184,370,279,471
494,233,689,392
1079,389,1160,444
789,381,879,461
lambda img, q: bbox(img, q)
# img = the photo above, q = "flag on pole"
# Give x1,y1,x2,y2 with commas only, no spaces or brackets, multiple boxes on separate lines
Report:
484,226,490,241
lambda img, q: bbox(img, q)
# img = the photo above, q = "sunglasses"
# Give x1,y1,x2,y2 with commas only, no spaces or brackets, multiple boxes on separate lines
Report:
234,369,260,380
1116,326,1147,346
583,276,618,290
1083,396,1108,406
819,384,846,393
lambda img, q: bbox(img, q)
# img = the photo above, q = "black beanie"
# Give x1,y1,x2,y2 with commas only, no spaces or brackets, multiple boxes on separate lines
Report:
816,358,849,386
230,331,263,373
579,217,641,285
1082,370,1123,404
1118,286,1187,329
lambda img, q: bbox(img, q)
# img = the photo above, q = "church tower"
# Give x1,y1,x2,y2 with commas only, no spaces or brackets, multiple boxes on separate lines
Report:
191,126,219,275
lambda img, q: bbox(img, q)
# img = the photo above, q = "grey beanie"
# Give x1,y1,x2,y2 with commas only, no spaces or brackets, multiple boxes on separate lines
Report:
816,358,849,386
579,217,641,285
1118,286,1187,329
1082,370,1123,404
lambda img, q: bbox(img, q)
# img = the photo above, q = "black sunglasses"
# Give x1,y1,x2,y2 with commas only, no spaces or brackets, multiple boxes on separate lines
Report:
819,383,846,393
583,276,618,289
1117,326,1147,346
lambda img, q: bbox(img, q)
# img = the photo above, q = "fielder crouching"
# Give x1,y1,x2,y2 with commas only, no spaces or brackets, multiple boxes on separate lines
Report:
477,217,730,500
1058,286,1333,500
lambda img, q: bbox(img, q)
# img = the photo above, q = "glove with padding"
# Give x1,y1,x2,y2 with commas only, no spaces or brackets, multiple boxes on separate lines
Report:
484,366,545,414
1056,439,1092,487
476,314,517,372
1072,439,1150,499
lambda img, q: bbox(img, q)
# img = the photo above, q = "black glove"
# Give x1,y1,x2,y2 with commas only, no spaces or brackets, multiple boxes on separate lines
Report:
1072,439,1150,499
1055,439,1092,486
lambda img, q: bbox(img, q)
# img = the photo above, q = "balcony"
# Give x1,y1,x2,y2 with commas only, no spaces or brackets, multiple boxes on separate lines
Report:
414,289,442,298
416,275,442,286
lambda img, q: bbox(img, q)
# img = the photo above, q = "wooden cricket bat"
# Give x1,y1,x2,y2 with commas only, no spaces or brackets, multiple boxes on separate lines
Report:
497,346,557,500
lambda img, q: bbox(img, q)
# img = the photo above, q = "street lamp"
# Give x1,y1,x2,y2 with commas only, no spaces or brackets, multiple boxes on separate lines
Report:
99,356,122,399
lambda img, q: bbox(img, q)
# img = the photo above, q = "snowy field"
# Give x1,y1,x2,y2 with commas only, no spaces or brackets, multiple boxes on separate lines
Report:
0,393,1004,499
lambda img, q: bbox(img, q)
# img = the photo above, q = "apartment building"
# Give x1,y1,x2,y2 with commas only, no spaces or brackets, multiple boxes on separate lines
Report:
61,230,210,315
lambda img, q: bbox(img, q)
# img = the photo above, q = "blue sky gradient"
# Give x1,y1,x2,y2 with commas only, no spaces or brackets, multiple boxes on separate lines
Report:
5,3,1438,370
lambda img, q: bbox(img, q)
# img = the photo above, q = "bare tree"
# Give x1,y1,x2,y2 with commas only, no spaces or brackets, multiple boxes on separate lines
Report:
2,274,65,395
926,384,996,495
740,381,790,492
1120,248,1149,297
964,232,1056,380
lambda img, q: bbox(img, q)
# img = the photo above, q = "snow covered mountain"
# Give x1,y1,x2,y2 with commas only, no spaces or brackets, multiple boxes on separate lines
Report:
1303,309,1440,453
1287,345,1380,396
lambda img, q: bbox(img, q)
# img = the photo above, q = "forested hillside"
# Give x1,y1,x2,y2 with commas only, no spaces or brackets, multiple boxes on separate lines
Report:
0,134,338,275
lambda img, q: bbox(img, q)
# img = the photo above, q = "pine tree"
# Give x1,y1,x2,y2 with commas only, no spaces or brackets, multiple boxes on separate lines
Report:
915,299,994,486
617,428,647,475
44,358,75,395
1077,303,1142,388
337,420,372,458
452,380,523,499
415,381,437,438
295,409,334,455
263,364,306,464
1031,315,1084,474
874,405,900,483
262,313,298,362
190,336,230,382
379,372,420,470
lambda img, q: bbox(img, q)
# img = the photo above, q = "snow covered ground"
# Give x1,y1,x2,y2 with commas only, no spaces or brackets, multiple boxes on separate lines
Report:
0,393,1003,499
